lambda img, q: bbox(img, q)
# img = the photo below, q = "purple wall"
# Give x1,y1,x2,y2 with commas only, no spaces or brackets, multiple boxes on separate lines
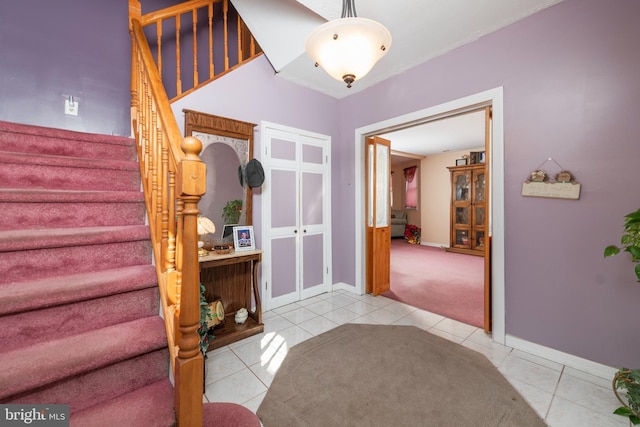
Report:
170,56,339,252
5,0,637,367
176,0,640,367
337,0,640,367
0,1,130,136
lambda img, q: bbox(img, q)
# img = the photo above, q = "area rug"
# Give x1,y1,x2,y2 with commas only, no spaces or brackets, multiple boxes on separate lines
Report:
257,324,546,427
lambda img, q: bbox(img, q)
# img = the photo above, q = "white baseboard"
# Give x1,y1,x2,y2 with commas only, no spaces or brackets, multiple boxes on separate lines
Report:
332,282,361,294
420,241,448,248
331,284,615,380
506,334,617,380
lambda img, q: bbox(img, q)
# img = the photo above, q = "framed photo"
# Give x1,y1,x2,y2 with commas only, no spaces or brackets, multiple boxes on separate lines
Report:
233,225,255,251
456,158,467,166
469,151,485,164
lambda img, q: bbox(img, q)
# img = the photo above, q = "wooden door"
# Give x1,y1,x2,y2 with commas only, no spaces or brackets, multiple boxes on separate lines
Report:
365,136,391,296
483,105,492,333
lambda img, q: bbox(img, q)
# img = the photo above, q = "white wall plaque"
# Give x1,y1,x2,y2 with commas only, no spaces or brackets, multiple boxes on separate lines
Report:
521,181,581,200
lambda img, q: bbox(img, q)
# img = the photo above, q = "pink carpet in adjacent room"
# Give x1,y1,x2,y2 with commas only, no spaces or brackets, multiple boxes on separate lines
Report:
383,239,484,328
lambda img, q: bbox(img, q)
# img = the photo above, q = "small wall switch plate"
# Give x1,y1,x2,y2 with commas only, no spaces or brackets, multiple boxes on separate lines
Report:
65,99,79,116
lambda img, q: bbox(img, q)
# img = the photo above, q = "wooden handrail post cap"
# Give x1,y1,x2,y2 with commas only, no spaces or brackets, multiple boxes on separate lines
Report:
178,136,206,196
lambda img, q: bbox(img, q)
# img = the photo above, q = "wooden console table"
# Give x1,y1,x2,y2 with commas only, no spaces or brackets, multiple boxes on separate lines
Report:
199,249,264,351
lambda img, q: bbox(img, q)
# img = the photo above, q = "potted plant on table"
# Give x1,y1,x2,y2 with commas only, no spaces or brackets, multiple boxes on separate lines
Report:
604,208,640,424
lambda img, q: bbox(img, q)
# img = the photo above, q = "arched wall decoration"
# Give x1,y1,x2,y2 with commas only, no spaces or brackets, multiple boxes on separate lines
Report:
184,109,257,228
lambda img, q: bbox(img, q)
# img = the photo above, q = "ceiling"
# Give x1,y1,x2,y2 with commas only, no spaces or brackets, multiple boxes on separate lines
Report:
231,0,564,158
379,109,487,164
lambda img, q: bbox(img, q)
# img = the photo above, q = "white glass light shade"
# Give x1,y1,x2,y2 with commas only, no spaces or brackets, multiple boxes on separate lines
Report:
305,17,391,87
197,215,216,235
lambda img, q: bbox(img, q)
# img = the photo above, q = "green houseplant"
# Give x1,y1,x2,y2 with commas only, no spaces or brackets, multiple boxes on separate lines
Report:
604,208,640,424
613,369,640,425
222,199,242,225
198,283,214,355
604,208,640,282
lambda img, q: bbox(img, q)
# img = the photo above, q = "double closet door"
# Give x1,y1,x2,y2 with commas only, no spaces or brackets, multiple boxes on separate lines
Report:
261,122,331,310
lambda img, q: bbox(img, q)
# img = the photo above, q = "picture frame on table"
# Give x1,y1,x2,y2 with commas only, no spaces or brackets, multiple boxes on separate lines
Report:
233,225,255,251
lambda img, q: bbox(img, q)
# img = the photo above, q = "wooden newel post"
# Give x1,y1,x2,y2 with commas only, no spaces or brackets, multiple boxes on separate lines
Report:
175,136,206,427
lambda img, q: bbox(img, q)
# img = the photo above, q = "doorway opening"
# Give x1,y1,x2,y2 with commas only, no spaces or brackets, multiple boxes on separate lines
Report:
381,107,489,330
354,87,506,344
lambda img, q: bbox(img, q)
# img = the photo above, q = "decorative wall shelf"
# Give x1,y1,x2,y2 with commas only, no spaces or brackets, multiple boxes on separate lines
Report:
521,181,581,200
521,157,581,200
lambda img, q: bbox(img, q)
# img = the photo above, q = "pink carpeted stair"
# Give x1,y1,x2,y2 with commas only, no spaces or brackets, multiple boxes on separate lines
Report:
0,120,175,426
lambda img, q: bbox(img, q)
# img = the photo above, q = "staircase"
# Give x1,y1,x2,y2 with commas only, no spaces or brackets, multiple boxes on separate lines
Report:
0,120,175,426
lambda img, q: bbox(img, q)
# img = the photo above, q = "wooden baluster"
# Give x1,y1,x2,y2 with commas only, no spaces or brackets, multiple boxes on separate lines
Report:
142,78,149,177
237,13,242,63
192,9,199,87
151,107,159,244
174,136,205,427
154,125,163,247
160,130,170,272
208,2,214,79
250,34,256,57
174,198,184,322
175,14,182,96
156,19,163,79
223,0,229,71
167,165,177,275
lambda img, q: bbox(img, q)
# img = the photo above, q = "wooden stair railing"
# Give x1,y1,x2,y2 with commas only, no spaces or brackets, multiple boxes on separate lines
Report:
130,1,262,424
137,0,262,103
130,2,205,426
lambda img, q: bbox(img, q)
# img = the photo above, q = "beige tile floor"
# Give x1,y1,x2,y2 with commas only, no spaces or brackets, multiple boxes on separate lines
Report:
204,290,628,427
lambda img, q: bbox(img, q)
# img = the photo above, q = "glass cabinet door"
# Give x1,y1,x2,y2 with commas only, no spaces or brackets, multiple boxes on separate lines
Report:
474,172,485,203
473,230,485,250
472,171,486,251
449,165,487,255
455,174,470,201
451,170,472,249
455,206,469,225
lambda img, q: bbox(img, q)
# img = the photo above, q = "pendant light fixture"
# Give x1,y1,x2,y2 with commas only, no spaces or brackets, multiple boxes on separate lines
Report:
305,0,391,88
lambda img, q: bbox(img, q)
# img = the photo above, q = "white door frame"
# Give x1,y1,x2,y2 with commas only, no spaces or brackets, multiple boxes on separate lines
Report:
353,87,506,344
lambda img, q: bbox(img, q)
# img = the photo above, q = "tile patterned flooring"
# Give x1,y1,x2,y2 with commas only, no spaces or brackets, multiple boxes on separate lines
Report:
204,290,628,426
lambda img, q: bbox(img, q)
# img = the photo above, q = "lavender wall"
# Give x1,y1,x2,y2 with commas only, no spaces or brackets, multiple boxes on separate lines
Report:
2,0,636,367
173,0,640,367
170,56,339,254
0,1,130,136
336,0,640,367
